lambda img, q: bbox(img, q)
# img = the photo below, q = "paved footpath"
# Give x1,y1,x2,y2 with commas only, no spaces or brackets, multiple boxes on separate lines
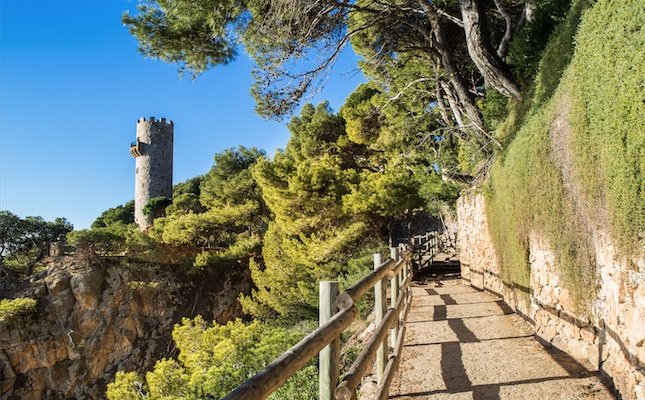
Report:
388,278,615,400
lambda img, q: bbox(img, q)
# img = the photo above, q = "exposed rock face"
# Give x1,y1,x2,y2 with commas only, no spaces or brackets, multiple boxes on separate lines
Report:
458,191,645,399
0,254,252,400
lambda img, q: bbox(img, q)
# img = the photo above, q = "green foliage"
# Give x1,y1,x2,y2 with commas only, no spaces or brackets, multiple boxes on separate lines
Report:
173,176,203,198
67,222,160,259
166,177,206,216
108,317,311,400
242,100,430,317
417,173,461,216
479,89,510,132
532,0,590,105
565,0,645,254
149,147,267,272
106,371,146,400
91,200,135,229
507,0,573,85
122,1,240,79
0,297,37,324
243,221,369,317
142,196,173,217
192,233,261,273
485,0,645,314
0,211,73,277
242,91,458,316
164,193,205,216
339,83,384,145
67,223,129,254
343,169,421,219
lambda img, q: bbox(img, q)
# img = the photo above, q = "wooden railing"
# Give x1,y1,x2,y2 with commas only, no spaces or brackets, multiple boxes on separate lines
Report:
411,231,439,269
411,230,457,269
222,245,414,400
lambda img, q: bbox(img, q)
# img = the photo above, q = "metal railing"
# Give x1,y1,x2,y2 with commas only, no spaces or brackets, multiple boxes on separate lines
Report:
222,245,414,400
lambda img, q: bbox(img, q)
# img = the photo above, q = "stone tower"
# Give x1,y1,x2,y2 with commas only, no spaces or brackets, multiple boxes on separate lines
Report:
130,117,174,231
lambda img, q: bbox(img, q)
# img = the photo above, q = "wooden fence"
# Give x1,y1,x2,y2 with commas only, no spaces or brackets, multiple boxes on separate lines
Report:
410,230,457,269
411,231,439,269
222,245,414,400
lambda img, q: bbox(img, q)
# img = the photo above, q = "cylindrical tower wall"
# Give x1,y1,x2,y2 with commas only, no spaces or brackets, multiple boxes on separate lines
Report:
133,117,174,231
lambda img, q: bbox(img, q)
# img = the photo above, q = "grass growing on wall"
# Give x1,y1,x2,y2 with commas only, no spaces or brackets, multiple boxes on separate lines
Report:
484,0,645,314
487,99,598,312
566,0,645,257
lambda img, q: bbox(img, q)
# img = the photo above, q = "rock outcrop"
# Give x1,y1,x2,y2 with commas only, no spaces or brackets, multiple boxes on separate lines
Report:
0,254,252,399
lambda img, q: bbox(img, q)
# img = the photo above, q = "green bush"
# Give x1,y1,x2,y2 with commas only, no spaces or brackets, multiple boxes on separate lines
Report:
142,196,173,217
107,317,315,399
0,298,37,323
507,0,573,86
67,222,160,259
106,371,145,400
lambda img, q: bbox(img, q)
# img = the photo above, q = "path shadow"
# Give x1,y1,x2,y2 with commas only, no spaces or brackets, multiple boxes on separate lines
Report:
392,276,613,400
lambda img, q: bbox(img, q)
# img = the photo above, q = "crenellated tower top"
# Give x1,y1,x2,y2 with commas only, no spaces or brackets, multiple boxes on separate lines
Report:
137,116,174,126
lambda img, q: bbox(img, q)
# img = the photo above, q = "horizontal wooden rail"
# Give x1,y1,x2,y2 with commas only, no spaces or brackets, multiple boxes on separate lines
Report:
335,258,396,310
223,245,414,400
387,258,406,279
335,290,407,400
412,231,441,269
374,324,407,400
222,305,359,400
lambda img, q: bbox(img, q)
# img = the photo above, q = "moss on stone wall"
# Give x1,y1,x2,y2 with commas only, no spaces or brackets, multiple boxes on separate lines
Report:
485,0,645,315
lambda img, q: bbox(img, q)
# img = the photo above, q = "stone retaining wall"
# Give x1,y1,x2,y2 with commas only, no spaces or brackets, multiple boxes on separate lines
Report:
457,191,645,399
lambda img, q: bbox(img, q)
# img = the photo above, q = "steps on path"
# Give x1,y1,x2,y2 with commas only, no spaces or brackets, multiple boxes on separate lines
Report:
388,278,614,399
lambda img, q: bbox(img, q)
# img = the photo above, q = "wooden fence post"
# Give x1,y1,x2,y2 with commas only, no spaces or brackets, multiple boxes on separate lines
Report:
390,247,399,349
319,281,340,400
400,244,408,280
374,253,387,381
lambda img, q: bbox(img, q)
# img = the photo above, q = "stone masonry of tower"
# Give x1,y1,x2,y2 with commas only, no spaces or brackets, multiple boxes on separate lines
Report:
130,117,174,231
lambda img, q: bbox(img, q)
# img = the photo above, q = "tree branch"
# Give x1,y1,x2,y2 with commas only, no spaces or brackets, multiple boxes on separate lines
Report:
459,0,521,99
493,0,514,58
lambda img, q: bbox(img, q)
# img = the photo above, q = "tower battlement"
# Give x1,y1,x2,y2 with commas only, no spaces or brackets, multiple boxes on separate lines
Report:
137,116,174,126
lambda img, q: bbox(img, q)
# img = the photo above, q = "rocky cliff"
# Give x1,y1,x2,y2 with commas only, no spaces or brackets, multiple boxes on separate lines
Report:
0,254,252,399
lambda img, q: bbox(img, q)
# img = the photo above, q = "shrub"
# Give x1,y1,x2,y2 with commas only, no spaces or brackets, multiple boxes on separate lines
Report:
107,317,314,399
142,196,173,217
0,298,37,323
67,222,160,259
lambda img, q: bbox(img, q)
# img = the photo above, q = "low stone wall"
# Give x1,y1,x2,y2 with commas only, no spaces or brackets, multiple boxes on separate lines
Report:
457,191,645,399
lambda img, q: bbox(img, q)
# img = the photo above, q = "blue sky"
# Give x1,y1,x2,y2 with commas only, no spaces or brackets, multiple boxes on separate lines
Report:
1,0,366,229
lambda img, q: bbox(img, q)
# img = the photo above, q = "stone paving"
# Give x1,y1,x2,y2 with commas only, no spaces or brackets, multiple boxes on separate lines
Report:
388,277,615,400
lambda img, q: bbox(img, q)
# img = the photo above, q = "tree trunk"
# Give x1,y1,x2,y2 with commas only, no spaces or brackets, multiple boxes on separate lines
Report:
459,0,521,99
26,247,45,276
493,0,514,58
421,3,485,133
